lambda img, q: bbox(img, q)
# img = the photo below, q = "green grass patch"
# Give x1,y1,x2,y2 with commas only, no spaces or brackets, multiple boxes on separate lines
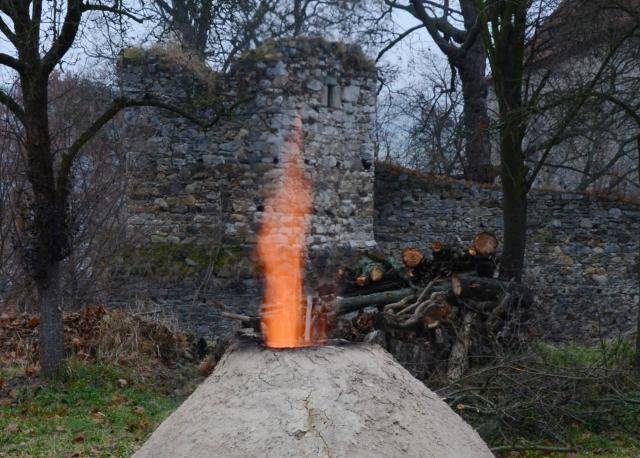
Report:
0,358,202,457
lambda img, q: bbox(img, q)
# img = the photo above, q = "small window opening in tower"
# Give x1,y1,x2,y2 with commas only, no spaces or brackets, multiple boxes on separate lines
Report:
327,84,336,107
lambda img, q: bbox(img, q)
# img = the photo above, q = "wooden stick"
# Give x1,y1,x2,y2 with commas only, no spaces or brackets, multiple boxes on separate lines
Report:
383,295,416,313
221,312,260,331
221,311,253,323
304,295,312,342
336,288,415,315
446,311,476,382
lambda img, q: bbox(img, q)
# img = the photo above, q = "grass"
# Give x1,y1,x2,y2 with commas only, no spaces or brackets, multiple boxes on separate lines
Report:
0,358,203,457
1,335,637,457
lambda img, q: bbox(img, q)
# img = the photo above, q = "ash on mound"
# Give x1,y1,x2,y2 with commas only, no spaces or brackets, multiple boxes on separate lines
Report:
134,343,492,458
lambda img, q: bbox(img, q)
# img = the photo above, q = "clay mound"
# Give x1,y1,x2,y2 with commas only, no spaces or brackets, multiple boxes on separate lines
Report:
134,343,493,458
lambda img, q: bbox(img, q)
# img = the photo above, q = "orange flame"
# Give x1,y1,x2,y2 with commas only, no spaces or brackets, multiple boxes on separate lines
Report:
257,121,317,348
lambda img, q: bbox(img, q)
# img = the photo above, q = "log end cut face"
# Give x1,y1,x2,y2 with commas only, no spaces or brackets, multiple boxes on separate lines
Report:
133,343,493,458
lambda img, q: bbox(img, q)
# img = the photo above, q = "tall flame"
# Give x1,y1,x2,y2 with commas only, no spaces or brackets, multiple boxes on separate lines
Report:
257,121,313,348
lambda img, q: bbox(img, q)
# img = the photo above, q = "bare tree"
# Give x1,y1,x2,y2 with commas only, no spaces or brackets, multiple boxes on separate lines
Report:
151,0,215,59
382,0,493,182
0,1,227,376
472,0,639,281
0,73,128,313
147,0,369,69
386,60,468,176
520,0,640,197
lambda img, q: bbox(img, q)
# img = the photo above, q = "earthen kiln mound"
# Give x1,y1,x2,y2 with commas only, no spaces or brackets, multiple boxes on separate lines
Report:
133,343,492,458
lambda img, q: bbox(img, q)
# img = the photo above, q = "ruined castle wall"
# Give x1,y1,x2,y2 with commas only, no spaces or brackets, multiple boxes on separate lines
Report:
116,40,639,343
118,38,377,256
374,163,640,341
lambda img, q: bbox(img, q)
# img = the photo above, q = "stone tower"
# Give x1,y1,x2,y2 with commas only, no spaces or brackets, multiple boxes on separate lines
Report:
118,37,377,262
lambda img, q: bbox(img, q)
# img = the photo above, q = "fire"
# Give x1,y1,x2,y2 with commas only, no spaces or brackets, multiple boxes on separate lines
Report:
257,121,319,348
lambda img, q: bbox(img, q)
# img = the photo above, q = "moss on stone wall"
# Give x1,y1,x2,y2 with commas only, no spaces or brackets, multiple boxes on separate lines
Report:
119,47,145,65
233,36,375,73
236,39,280,64
112,242,253,281
118,43,225,113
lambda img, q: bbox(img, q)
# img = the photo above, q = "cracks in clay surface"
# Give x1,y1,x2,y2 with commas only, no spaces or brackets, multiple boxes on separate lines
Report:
304,392,334,458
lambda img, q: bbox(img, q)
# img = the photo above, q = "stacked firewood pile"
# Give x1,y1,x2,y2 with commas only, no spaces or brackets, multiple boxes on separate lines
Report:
223,231,535,379
331,232,535,379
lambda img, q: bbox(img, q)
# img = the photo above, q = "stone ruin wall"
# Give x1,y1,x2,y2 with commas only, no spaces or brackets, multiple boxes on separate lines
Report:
117,37,639,342
118,38,377,262
375,163,640,341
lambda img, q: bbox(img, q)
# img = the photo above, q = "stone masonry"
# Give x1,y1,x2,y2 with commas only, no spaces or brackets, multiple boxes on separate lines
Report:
375,163,640,341
116,37,639,343
118,37,377,255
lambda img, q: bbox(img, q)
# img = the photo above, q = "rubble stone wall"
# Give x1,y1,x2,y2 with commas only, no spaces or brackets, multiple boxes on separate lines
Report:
118,38,377,255
116,38,639,343
374,163,640,341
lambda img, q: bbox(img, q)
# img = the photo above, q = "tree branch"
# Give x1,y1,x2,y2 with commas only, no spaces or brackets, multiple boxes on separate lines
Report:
376,24,424,62
0,15,17,46
525,24,639,191
410,0,457,56
81,3,145,23
0,87,25,123
0,52,23,72
41,0,83,76
56,94,243,195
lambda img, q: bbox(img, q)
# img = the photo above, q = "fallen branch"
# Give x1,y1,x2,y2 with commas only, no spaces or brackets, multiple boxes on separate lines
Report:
452,275,533,306
221,312,260,331
446,311,477,382
335,288,415,315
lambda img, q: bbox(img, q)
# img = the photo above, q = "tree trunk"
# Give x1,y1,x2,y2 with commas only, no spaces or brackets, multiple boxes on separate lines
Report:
457,42,493,183
23,77,69,376
498,122,527,281
473,0,529,282
293,0,304,35
169,0,211,59
37,261,65,376
636,144,640,376
635,253,640,376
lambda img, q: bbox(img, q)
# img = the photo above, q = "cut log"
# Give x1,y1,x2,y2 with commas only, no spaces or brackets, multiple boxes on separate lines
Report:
451,275,508,301
340,278,408,296
402,247,424,268
428,234,498,278
340,256,407,292
335,288,415,315
471,231,498,257
132,343,493,458
369,264,384,282
431,241,444,257
451,275,533,306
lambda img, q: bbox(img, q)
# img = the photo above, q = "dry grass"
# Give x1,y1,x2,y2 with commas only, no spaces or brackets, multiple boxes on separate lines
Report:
94,309,186,368
432,338,640,456
0,306,190,373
